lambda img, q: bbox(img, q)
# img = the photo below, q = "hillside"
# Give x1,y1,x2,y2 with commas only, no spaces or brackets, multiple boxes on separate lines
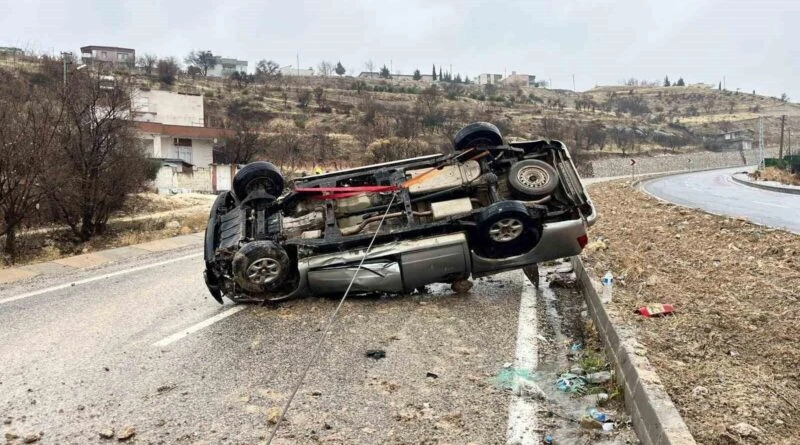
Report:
4,54,799,175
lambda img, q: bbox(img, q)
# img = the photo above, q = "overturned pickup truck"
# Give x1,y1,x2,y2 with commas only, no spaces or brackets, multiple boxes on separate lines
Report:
203,122,596,303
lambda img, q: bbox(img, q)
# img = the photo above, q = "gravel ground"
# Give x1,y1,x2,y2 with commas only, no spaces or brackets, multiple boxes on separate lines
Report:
582,181,800,445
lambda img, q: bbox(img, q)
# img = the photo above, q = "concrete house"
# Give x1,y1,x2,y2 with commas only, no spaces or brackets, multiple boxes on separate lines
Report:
80,45,135,69
280,65,314,76
502,72,536,87
718,129,754,150
207,57,248,77
477,73,503,85
132,89,234,193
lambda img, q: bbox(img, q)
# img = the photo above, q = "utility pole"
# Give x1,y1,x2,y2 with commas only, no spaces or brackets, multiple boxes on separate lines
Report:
60,51,70,87
779,114,786,159
723,75,726,90
572,74,575,91
296,52,300,76
789,128,792,157
758,115,765,170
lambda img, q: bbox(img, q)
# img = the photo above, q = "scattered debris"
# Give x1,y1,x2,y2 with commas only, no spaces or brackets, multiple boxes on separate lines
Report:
23,433,41,443
584,371,612,384
116,426,135,441
727,422,763,438
99,429,114,439
365,349,386,359
450,279,473,294
543,434,554,444
555,373,586,393
580,416,603,429
634,304,675,317
570,342,583,352
587,408,612,422
266,407,283,425
425,372,439,379
602,422,615,432
547,273,578,288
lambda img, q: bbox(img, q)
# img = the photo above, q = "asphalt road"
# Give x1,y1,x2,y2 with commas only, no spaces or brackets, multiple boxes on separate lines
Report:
643,166,800,233
0,245,541,444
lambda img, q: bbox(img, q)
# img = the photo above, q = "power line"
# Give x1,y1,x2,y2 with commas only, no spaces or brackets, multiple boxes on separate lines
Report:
265,193,398,444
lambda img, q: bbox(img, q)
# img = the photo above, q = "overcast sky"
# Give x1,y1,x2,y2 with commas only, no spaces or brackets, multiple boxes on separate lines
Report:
2,0,798,99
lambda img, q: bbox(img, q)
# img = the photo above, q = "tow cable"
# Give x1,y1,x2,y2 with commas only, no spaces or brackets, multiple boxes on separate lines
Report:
265,193,398,444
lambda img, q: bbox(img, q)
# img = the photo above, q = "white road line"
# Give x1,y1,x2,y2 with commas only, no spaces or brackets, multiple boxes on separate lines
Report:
506,272,539,445
0,253,203,305
152,305,247,347
753,200,787,209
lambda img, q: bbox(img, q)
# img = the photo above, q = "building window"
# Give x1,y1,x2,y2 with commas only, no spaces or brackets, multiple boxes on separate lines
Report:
174,138,193,147
177,147,192,163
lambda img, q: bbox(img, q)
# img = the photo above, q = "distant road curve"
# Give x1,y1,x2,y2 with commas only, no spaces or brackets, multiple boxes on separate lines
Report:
642,166,800,234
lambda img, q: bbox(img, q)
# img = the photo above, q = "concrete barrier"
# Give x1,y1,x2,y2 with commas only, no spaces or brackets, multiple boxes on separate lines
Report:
571,257,697,445
730,173,800,195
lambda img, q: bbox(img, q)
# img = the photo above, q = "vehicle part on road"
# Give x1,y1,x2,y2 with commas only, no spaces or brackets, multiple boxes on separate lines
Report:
203,122,596,304
453,121,504,151
232,241,290,293
473,201,541,258
232,161,284,201
508,159,560,197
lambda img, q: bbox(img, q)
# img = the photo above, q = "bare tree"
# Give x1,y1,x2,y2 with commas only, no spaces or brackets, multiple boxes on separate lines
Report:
221,99,273,164
137,53,158,75
184,50,217,77
364,60,375,74
313,86,327,109
0,69,63,258
255,60,281,82
317,61,333,77
46,73,150,241
296,89,312,109
157,57,180,85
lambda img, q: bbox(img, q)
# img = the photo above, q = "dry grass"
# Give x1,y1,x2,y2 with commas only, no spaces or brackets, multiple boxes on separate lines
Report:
583,181,800,445
752,166,800,186
2,210,208,268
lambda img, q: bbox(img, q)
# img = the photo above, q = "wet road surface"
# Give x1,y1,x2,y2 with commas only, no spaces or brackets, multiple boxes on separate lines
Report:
0,246,536,444
643,166,800,233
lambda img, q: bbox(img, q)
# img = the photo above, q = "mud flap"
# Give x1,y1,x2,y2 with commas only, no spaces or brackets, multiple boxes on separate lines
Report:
203,269,224,304
522,263,539,288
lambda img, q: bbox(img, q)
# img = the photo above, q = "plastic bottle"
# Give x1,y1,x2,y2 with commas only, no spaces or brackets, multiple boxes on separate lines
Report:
587,408,608,422
601,271,614,303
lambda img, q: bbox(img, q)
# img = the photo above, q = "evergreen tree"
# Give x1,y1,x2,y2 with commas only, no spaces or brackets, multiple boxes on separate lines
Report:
379,65,391,79
676,77,685,86
413,69,422,80
334,61,346,76
432,64,436,80
455,74,462,83
664,76,671,87
719,82,722,90
439,66,443,81
464,75,470,84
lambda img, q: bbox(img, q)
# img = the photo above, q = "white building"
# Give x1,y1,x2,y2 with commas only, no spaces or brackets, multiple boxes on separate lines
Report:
280,65,314,76
477,73,503,85
207,57,248,77
132,89,233,167
132,89,205,127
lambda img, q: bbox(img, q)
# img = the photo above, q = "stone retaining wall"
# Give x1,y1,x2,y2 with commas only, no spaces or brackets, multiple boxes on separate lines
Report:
588,147,779,177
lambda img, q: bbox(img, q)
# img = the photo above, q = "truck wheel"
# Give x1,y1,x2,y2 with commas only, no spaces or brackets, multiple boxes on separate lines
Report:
232,241,290,293
508,160,559,197
232,162,284,201
472,201,541,258
453,122,504,151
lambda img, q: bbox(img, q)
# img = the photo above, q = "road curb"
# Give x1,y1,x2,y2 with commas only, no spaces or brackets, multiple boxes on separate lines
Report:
0,233,204,286
730,173,800,195
571,256,697,445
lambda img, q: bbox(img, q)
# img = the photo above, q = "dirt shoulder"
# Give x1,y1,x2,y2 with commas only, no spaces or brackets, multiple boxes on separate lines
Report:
2,193,215,268
582,181,799,445
751,166,800,187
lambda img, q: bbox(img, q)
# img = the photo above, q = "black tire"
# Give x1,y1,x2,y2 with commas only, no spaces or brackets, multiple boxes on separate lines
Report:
232,241,291,293
453,122,504,151
508,160,559,197
232,162,284,201
472,201,541,258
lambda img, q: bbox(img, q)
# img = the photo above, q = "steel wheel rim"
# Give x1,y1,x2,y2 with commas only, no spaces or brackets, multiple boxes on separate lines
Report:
247,258,282,284
517,165,549,188
489,218,524,242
